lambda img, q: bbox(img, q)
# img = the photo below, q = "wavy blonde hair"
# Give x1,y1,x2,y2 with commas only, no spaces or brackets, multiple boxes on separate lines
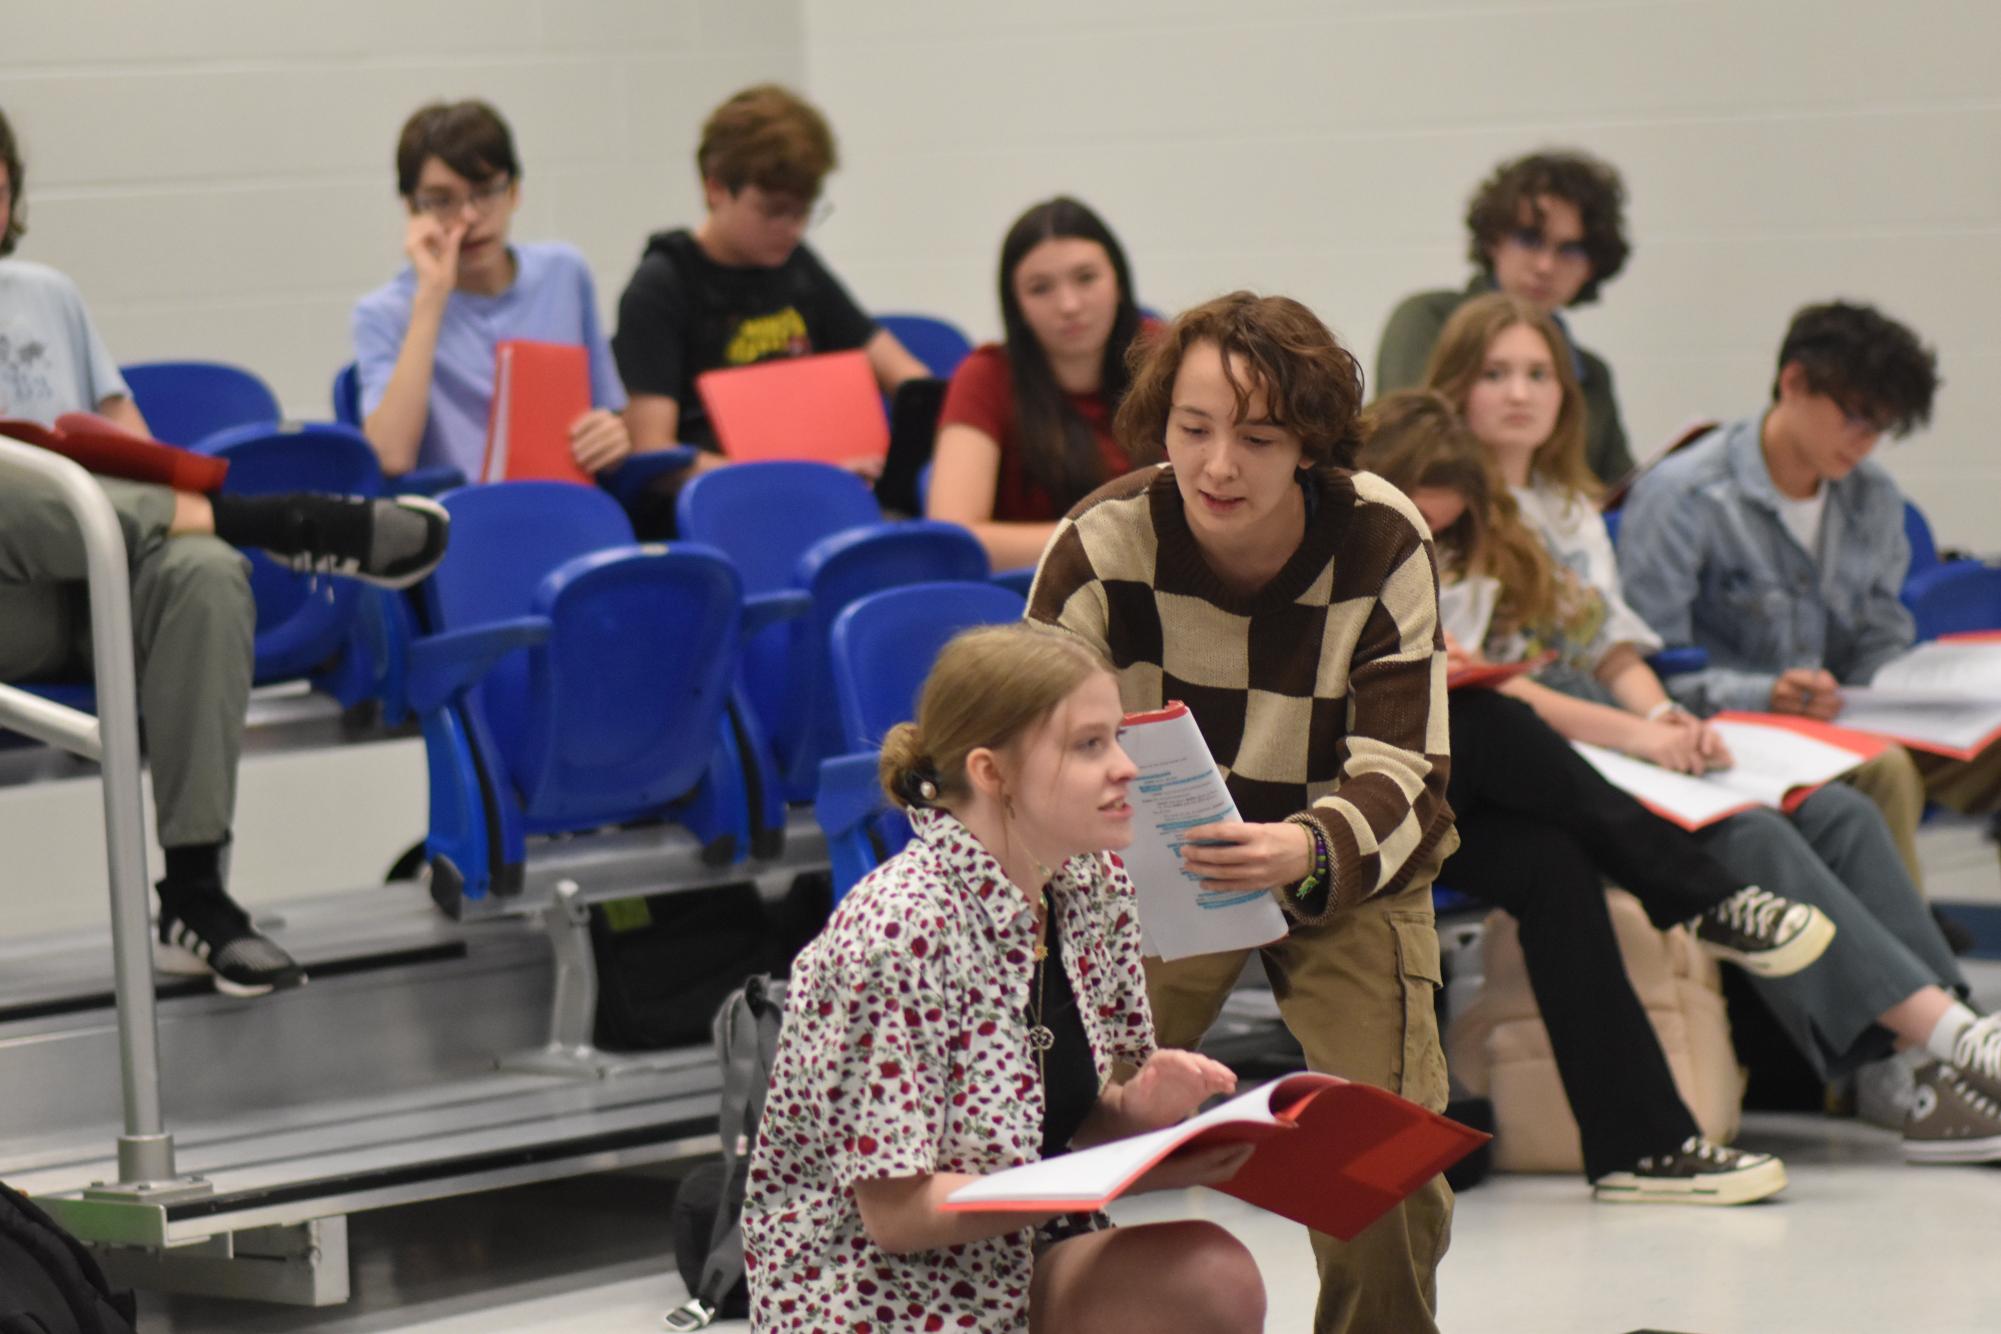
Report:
1421,292,1601,503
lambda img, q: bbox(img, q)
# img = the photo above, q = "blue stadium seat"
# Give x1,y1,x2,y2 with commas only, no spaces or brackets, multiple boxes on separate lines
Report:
876,313,975,380
816,581,1026,902
411,482,797,905
332,361,362,428
1904,499,1941,578
1904,560,2001,641
121,360,281,447
679,462,988,803
197,422,392,702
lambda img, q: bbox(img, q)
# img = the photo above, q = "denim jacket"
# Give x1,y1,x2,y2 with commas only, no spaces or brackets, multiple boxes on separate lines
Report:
1617,414,1914,715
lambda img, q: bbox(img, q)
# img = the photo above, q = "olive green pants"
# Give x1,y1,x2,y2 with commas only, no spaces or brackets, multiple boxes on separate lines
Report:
0,476,253,848
1144,834,1457,1334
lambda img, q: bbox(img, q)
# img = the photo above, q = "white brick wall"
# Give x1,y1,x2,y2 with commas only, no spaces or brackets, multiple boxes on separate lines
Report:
1,0,805,429
802,0,2001,548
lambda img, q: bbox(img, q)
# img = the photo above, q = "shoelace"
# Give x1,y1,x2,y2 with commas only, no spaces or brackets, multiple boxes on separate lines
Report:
1717,888,1788,938
1952,1015,2001,1082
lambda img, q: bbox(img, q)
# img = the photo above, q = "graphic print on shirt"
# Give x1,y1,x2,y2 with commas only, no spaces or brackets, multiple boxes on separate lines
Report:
724,306,812,365
0,328,57,418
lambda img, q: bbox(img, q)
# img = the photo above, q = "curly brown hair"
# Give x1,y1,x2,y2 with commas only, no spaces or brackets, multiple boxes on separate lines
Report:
0,106,26,257
1357,389,1560,634
1423,292,1602,503
1116,292,1365,470
696,84,837,201
1774,300,1939,436
1465,149,1630,306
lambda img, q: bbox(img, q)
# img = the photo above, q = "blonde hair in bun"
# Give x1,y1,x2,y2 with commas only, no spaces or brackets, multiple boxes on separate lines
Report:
878,622,1111,811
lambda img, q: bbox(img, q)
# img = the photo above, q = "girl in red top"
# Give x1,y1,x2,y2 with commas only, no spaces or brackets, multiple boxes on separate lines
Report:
929,197,1148,570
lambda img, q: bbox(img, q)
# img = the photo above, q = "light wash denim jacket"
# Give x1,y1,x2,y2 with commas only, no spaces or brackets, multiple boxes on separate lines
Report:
1616,414,1914,716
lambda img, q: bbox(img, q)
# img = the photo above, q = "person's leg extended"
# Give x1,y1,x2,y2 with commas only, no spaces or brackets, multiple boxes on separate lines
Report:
1266,856,1452,1334
1030,1220,1264,1334
1443,813,1701,1181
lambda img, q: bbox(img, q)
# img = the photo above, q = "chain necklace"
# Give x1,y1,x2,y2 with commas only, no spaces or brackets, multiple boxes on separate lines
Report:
1026,892,1055,1065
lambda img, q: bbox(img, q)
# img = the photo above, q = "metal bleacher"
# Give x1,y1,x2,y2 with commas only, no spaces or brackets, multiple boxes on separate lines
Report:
0,443,838,1305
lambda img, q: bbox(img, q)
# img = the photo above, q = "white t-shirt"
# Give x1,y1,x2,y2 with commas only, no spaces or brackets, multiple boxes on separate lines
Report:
1773,486,1828,559
0,259,127,425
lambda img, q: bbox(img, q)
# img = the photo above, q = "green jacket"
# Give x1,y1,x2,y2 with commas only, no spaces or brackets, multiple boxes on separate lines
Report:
1374,280,1635,486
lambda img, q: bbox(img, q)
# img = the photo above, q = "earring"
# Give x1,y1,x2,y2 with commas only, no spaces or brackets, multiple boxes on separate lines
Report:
918,777,938,801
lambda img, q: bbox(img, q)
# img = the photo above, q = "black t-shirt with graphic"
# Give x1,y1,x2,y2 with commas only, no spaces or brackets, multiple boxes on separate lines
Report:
611,229,878,451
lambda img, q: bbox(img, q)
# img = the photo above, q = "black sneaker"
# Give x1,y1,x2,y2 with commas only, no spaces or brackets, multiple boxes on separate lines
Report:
267,495,450,589
1593,1137,1788,1205
155,895,307,998
1689,886,1834,977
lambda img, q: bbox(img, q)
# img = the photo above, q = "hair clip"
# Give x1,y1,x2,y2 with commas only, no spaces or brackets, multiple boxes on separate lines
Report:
918,778,938,801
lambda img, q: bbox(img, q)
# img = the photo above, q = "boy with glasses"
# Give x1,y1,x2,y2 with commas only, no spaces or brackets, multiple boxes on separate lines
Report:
352,100,632,483
1376,149,1636,485
612,84,925,474
1618,302,1999,892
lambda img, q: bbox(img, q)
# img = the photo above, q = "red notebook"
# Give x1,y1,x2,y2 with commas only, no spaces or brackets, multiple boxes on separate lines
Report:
695,349,889,465
0,414,228,492
481,340,592,485
943,1072,1488,1242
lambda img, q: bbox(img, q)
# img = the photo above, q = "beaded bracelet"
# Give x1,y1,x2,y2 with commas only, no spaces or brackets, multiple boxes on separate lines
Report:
1286,816,1332,901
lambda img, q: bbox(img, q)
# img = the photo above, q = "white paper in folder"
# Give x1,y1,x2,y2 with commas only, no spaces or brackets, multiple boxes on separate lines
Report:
1118,703,1288,961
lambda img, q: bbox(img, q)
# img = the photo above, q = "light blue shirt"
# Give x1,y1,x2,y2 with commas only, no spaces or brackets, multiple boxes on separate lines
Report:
0,259,128,425
1616,413,1914,715
351,241,626,478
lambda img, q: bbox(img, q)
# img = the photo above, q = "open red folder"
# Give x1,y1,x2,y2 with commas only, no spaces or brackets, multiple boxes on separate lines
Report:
942,1072,1488,1242
696,348,889,465
0,414,229,492
1446,654,1551,692
481,339,592,485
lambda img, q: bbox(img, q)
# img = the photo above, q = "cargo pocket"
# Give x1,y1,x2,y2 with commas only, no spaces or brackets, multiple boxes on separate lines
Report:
1390,913,1449,1113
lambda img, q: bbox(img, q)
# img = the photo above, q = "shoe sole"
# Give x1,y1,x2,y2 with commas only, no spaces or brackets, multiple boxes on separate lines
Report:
1704,908,1835,978
1593,1157,1788,1206
153,939,306,999
1904,1134,2001,1164
355,495,450,590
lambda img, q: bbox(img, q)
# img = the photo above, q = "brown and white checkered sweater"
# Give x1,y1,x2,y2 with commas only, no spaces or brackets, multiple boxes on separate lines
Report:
1027,463,1455,920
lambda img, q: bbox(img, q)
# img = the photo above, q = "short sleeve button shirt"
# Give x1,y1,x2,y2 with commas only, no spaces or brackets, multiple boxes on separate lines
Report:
742,807,1155,1333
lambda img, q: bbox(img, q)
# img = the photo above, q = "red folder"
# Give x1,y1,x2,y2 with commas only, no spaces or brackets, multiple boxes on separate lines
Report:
1446,656,1550,692
481,340,591,485
695,349,889,465
0,414,229,492
942,1072,1488,1242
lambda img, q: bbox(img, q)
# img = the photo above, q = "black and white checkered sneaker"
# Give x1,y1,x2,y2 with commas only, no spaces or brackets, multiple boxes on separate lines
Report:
155,895,307,998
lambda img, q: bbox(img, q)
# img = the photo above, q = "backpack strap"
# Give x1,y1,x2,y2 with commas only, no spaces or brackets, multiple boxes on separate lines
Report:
666,975,789,1330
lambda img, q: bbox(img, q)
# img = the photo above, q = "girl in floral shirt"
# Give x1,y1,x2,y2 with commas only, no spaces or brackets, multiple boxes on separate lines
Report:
743,622,1266,1333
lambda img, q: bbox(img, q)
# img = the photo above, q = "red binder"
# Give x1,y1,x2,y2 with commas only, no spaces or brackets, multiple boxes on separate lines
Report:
481,340,592,485
0,414,229,492
942,1072,1488,1242
695,349,889,465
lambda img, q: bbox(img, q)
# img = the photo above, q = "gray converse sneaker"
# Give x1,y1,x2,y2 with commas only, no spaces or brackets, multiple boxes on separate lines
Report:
1593,1137,1788,1205
1904,1061,2001,1164
1689,887,1834,977
1950,1012,2001,1083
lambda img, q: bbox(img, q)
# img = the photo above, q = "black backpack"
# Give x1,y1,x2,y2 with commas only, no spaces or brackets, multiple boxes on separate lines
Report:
0,1181,138,1334
663,973,788,1331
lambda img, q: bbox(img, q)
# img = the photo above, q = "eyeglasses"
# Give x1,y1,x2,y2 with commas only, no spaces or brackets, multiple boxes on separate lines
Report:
411,177,513,222
742,191,835,231
1506,227,1591,265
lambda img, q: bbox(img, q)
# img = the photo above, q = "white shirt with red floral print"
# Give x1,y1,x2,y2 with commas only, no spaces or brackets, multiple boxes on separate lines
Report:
743,807,1157,1333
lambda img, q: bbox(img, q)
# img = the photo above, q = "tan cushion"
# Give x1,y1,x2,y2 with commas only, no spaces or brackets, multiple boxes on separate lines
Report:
1444,889,1744,1174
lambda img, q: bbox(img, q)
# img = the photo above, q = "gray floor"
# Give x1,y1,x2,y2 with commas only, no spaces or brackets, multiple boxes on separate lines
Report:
118,817,2001,1332
134,1091,2001,1334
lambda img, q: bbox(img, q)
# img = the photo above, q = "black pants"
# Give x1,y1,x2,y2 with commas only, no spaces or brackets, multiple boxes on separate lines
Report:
1442,690,1746,1180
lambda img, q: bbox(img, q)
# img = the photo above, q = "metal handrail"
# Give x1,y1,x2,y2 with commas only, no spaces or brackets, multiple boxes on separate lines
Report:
0,440,181,1188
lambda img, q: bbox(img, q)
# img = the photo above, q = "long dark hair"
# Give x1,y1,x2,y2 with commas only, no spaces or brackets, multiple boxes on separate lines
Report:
998,197,1142,510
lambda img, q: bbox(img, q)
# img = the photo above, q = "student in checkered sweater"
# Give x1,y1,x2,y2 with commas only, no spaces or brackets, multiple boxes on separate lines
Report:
1027,292,1458,1334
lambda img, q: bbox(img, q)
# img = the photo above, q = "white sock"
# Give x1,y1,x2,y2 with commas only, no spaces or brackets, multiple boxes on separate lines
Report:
1924,1002,1979,1065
